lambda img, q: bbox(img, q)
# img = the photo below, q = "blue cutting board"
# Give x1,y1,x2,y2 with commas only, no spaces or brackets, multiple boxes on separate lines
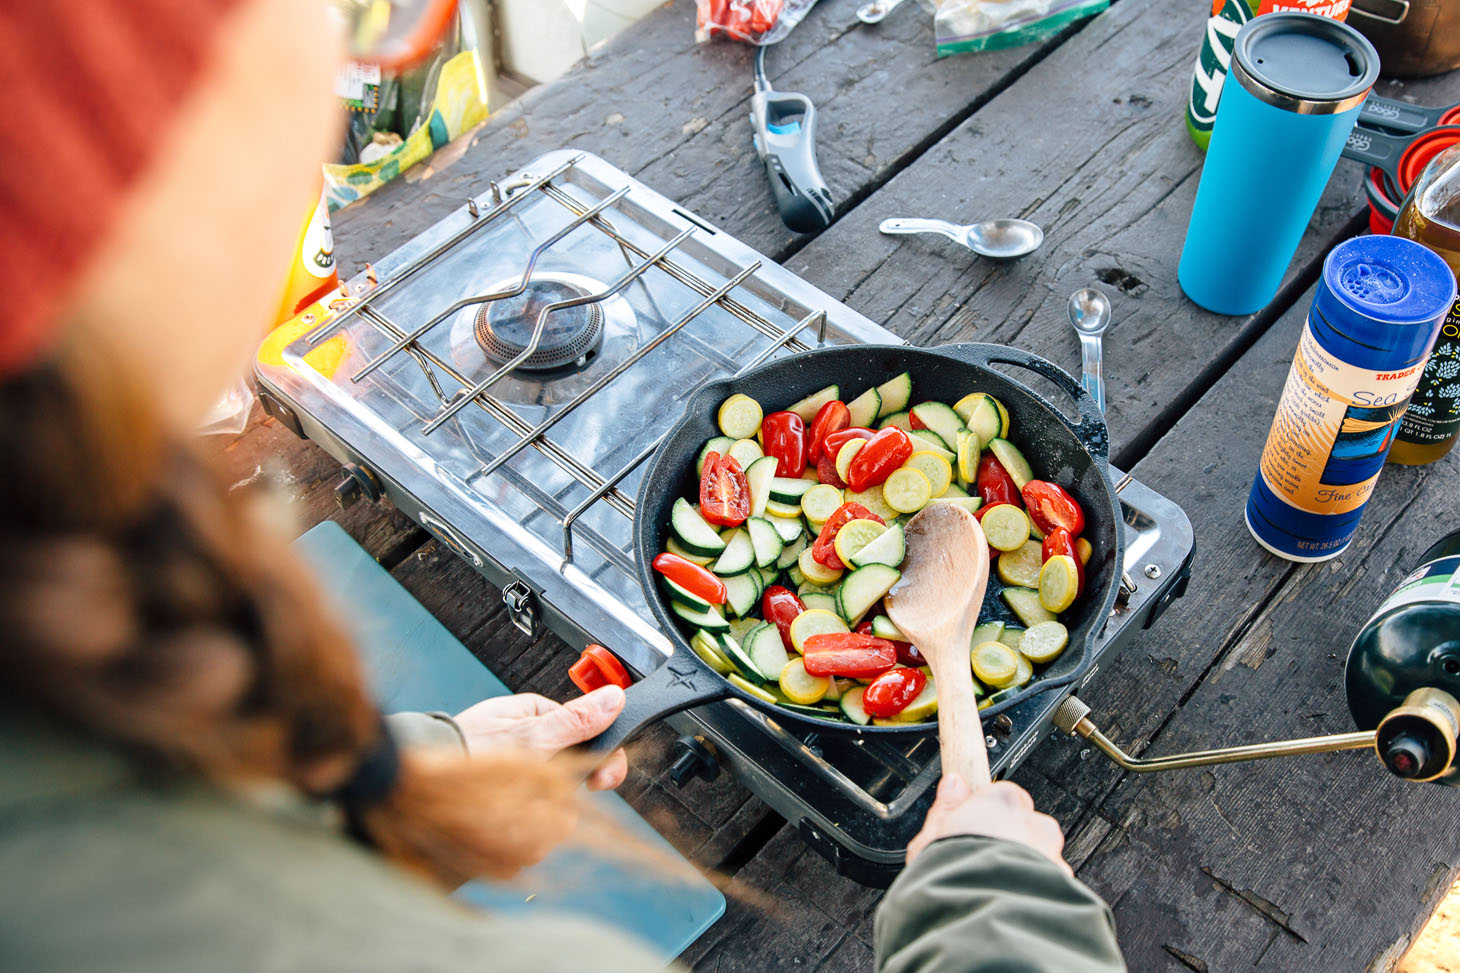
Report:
294,521,724,961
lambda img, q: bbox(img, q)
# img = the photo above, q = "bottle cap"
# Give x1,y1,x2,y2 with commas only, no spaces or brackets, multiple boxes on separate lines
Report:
1318,235,1457,336
1232,13,1378,115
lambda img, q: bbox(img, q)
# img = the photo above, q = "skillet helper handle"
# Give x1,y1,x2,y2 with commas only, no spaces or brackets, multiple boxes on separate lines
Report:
586,650,731,754
1358,93,1433,136
940,342,1109,460
1341,125,1408,172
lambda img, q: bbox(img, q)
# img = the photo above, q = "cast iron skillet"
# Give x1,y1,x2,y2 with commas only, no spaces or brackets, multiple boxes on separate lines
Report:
592,342,1124,752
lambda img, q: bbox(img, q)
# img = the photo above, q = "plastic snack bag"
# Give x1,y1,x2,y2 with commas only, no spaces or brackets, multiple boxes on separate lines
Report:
695,0,819,44
922,0,1108,54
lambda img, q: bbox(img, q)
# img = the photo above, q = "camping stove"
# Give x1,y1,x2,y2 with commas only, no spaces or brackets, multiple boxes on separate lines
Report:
255,150,1194,887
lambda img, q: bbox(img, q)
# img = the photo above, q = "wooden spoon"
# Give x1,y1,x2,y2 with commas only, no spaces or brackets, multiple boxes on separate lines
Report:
884,502,992,785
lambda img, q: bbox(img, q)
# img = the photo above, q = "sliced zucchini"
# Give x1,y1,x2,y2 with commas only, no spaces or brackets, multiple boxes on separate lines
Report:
958,393,1006,447
720,623,770,683
769,515,805,544
981,503,1031,552
988,438,1034,490
721,571,761,619
789,608,850,654
883,468,933,514
670,498,727,557
1020,620,1070,664
711,528,756,576
904,451,953,498
768,476,816,504
788,385,840,423
690,631,734,674
844,487,901,526
798,546,844,586
835,438,866,485
697,436,735,476
969,620,1005,646
929,496,984,515
751,563,779,591
840,686,871,725
1002,585,1057,627
907,430,956,462
870,614,907,641
801,483,846,526
779,656,829,704
909,402,965,450
1009,653,1034,688
727,437,765,470
878,410,915,432
836,564,901,626
776,532,809,570
787,563,808,587
800,591,840,616
942,481,971,498
744,456,778,518
745,621,792,682
764,498,803,520
850,523,905,568
833,518,887,565
846,387,882,428
728,616,762,645
998,626,1026,651
897,677,939,722
956,429,980,484
746,516,785,568
671,600,730,633
666,537,715,566
971,640,1019,688
728,671,778,702
997,539,1045,589
875,372,913,417
661,575,713,612
778,701,841,720
1039,555,1080,613
718,393,763,439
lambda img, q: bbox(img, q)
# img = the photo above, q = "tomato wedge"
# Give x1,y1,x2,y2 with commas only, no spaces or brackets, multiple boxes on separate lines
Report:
812,501,884,568
1041,527,1086,595
857,619,925,666
802,633,898,678
761,410,807,477
863,667,928,718
699,451,750,527
1023,480,1086,536
976,452,1021,508
762,585,806,653
652,552,727,605
845,427,914,492
807,400,851,463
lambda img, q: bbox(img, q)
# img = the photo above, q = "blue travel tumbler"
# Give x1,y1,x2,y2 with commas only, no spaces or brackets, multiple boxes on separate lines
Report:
1178,14,1378,316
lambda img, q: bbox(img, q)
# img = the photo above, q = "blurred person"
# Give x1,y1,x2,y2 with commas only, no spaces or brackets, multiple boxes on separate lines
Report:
0,2,1123,970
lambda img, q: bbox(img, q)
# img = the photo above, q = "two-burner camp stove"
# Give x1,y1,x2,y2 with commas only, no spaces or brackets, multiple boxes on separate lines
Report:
255,150,1193,887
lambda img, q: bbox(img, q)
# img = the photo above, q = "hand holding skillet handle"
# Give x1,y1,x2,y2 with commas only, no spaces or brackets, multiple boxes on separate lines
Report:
885,503,992,784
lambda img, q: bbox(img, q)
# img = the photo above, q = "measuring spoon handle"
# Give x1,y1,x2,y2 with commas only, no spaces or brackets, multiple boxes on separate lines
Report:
1079,333,1106,415
879,218,969,246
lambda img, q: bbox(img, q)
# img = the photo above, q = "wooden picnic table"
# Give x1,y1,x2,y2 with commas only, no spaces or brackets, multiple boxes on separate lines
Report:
215,1,1460,968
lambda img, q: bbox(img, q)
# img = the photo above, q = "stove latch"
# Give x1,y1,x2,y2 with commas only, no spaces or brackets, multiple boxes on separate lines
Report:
334,463,381,509
502,580,539,637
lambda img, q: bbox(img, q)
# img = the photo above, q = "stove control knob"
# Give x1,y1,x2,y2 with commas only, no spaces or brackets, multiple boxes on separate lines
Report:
669,735,720,788
334,463,381,510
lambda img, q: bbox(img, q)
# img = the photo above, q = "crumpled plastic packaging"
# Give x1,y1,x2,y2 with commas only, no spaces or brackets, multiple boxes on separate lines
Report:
918,0,1108,55
695,0,819,45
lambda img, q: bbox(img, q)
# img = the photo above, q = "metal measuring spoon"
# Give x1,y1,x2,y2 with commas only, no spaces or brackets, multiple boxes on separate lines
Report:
857,0,908,23
1067,287,1111,414
879,217,1044,259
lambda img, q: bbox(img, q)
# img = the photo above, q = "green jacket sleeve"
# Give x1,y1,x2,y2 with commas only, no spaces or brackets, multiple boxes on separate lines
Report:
875,835,1125,973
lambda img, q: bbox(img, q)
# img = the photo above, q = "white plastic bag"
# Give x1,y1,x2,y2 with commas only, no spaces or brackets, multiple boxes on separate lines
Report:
921,0,1108,55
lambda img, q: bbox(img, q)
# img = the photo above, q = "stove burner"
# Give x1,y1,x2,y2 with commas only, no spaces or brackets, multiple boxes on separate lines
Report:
474,276,605,372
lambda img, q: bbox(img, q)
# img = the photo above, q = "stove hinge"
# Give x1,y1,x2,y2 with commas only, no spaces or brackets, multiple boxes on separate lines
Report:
502,579,539,638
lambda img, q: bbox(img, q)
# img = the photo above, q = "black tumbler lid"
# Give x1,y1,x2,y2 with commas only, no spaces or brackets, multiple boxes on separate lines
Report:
1232,13,1379,115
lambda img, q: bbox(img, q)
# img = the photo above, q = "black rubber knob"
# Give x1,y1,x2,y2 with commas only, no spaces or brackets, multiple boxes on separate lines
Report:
1382,732,1431,779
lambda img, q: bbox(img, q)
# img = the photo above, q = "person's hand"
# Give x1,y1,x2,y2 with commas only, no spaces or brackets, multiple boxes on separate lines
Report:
907,774,1071,874
453,687,628,791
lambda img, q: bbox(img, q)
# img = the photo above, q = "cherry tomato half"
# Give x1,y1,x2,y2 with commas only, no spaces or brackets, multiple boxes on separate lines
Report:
863,667,928,718
812,501,884,568
699,451,750,527
822,426,876,457
802,633,898,678
761,410,807,477
652,552,727,605
857,619,925,666
816,452,847,488
762,585,806,653
807,400,851,463
846,427,914,493
976,452,1021,508
1041,527,1086,595
1022,480,1086,537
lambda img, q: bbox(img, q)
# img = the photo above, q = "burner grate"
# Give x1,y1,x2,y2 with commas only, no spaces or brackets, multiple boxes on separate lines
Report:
473,277,606,372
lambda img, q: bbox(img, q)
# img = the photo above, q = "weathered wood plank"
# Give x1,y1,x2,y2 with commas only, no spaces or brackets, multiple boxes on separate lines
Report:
330,0,1079,270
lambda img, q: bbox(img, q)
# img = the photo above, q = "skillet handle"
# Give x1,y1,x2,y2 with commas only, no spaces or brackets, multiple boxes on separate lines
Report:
586,650,732,754
939,342,1109,461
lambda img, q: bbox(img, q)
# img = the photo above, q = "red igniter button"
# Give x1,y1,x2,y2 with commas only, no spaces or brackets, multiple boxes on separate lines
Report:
569,644,632,694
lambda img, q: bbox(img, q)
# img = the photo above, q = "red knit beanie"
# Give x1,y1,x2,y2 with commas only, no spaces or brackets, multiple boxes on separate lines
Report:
0,0,243,377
